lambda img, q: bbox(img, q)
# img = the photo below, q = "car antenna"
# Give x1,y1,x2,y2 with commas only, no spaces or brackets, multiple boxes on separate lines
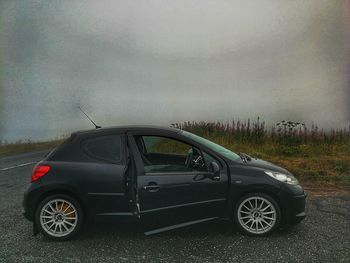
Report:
78,106,101,129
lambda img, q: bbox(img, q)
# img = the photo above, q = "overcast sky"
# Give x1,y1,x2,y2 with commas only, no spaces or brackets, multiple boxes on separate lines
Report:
0,0,349,142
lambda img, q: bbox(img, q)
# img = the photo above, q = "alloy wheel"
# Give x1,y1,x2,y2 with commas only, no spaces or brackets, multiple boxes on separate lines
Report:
237,196,277,234
39,199,78,237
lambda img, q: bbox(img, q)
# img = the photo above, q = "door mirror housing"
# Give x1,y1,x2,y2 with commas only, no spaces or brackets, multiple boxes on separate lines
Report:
209,162,220,180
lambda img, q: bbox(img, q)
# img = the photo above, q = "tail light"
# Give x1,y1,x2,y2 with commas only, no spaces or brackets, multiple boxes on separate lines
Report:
31,165,51,182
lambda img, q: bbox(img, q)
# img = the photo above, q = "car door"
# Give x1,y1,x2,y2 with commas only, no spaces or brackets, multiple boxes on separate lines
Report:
127,132,229,235
76,133,132,216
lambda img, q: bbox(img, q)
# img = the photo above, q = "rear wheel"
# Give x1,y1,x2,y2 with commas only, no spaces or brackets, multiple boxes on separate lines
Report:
234,193,281,236
35,194,83,241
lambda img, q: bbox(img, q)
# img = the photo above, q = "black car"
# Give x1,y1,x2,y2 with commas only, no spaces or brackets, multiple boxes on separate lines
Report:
23,126,306,240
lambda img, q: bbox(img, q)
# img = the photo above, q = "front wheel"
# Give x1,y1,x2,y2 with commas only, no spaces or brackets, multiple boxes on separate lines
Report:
35,194,83,241
234,193,281,236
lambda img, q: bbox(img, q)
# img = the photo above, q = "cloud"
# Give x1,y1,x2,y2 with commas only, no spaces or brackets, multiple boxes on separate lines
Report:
0,0,348,142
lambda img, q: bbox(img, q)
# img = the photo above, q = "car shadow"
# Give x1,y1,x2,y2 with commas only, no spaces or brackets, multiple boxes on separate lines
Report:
75,219,307,242
78,219,237,240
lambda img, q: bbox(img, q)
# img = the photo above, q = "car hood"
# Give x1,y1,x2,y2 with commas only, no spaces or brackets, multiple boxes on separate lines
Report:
243,157,290,174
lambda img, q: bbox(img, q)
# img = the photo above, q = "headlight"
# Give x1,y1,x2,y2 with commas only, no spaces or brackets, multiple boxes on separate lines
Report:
264,171,299,185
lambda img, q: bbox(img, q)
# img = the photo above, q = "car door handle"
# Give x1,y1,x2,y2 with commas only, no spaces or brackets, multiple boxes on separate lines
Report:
212,175,220,181
143,185,160,192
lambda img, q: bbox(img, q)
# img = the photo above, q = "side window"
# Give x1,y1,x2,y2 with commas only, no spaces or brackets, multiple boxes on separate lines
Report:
142,136,190,155
83,135,122,163
135,136,206,173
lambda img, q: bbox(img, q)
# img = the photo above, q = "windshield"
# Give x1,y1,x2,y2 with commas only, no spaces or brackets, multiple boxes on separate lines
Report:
181,131,240,161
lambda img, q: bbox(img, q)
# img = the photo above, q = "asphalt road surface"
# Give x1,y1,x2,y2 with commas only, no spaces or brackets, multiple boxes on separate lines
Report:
0,152,349,263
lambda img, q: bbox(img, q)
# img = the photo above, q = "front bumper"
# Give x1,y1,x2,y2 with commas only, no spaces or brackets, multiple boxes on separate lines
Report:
278,184,307,224
286,194,306,223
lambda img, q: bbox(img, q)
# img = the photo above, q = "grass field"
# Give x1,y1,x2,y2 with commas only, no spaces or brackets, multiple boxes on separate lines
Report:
174,119,350,187
0,139,64,157
1,119,349,187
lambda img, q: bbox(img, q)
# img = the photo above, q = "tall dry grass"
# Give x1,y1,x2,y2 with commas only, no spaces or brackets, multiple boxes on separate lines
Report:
173,119,350,185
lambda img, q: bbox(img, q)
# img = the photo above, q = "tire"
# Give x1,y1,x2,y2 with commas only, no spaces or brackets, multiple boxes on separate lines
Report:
234,192,281,237
35,194,83,241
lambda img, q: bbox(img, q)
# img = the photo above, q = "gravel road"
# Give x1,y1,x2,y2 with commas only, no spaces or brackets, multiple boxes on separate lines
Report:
0,152,349,263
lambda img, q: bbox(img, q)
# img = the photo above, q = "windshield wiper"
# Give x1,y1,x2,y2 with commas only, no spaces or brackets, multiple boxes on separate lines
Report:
238,152,247,163
238,152,253,163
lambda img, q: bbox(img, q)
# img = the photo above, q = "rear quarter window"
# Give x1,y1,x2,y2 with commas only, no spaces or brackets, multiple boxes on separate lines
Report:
83,135,123,163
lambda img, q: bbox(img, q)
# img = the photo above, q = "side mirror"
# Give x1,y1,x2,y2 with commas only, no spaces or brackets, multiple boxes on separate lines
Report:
209,162,220,181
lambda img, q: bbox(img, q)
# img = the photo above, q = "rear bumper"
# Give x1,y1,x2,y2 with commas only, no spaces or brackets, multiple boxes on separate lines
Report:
23,210,33,221
23,190,34,221
22,183,42,222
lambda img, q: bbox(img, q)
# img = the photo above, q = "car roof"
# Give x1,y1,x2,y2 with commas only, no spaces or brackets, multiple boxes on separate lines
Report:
71,125,182,137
